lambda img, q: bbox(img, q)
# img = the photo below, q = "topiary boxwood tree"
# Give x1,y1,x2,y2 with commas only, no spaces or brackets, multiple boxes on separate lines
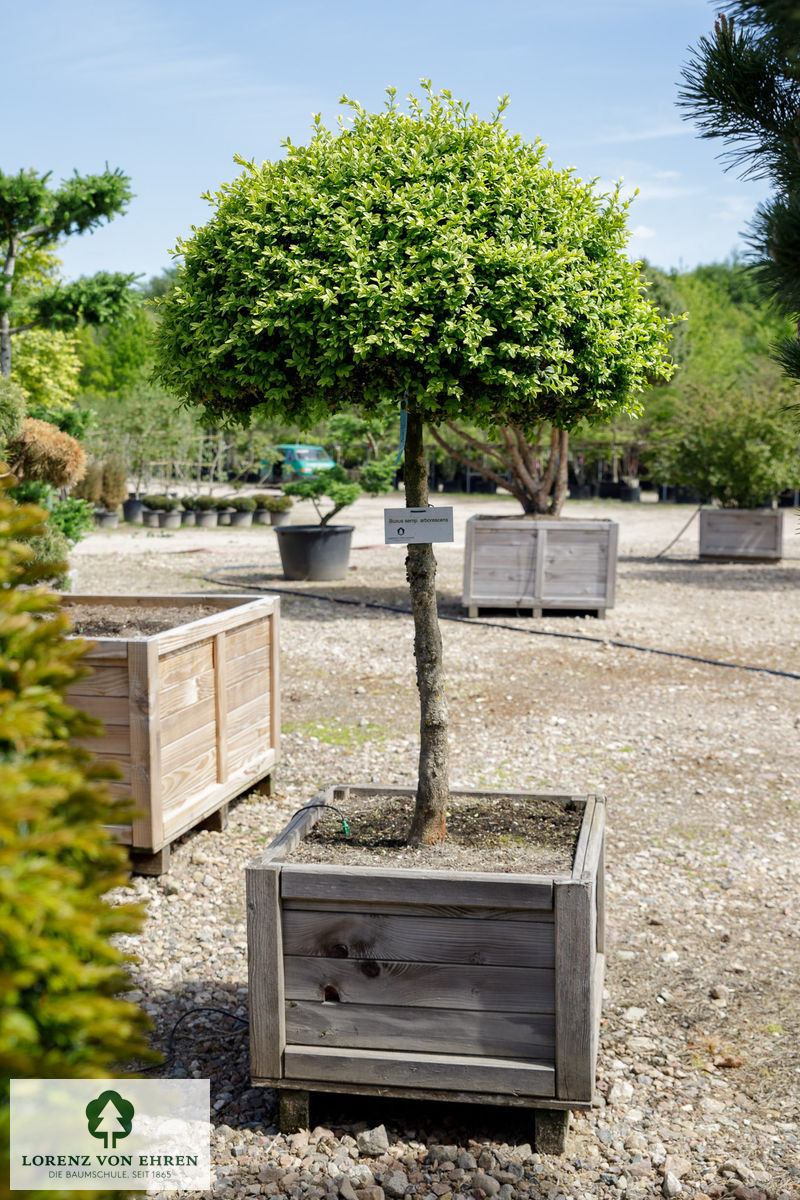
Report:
154,85,674,844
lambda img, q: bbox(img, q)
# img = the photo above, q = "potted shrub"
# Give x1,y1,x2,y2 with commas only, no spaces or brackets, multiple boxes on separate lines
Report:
154,86,673,1145
230,495,256,527
92,456,129,528
193,494,219,528
276,465,362,579
141,494,169,528
179,495,198,526
215,496,236,525
652,387,800,560
253,493,293,526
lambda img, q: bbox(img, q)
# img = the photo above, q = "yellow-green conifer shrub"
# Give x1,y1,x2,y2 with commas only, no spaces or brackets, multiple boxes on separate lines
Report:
0,472,152,1197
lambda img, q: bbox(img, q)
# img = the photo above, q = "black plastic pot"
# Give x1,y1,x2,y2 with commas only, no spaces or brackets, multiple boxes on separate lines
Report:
275,524,354,581
122,496,144,524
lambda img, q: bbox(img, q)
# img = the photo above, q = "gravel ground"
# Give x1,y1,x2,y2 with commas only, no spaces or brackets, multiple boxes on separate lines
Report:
73,494,800,1200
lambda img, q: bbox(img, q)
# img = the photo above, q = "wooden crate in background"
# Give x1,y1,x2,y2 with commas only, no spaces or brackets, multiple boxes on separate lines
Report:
462,515,618,618
63,594,280,874
699,508,783,561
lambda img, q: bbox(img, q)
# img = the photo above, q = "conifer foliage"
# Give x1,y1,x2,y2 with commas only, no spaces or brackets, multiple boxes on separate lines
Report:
0,475,151,1189
679,3,800,382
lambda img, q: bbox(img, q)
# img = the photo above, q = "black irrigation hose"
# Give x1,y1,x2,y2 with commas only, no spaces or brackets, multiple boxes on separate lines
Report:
132,1006,249,1075
202,565,800,682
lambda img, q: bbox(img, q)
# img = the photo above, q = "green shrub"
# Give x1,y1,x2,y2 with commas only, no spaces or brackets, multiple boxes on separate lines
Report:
253,493,292,512
0,376,26,452
25,524,71,590
141,493,177,511
214,496,235,511
50,497,96,546
0,479,152,1192
231,495,256,511
193,494,218,511
179,495,198,511
282,463,361,525
653,388,800,508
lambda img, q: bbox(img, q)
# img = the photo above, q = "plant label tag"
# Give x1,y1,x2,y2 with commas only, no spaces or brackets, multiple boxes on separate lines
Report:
384,506,454,545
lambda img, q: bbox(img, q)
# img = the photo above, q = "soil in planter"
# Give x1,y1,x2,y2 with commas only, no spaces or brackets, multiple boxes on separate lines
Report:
62,603,222,639
288,791,582,876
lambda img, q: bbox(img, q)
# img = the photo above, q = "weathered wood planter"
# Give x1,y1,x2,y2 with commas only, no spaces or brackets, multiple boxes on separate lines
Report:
64,594,280,874
247,785,605,1151
462,515,618,618
699,507,783,561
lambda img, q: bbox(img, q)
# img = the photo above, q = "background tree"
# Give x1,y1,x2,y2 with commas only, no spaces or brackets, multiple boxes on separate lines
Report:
678,3,800,384
154,85,673,844
0,166,135,378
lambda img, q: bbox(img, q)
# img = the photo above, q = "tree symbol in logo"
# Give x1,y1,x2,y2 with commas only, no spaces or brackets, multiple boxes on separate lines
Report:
85,1090,135,1149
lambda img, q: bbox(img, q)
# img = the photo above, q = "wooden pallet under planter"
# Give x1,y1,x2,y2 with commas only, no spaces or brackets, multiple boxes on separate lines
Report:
462,515,618,618
698,507,783,561
247,785,605,1152
64,594,280,874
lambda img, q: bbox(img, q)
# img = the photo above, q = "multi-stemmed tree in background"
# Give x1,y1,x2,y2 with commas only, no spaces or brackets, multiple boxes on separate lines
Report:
154,85,674,844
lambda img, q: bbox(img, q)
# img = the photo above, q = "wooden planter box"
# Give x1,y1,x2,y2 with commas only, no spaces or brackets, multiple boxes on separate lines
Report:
64,594,280,874
247,785,605,1151
699,507,783,561
462,515,618,618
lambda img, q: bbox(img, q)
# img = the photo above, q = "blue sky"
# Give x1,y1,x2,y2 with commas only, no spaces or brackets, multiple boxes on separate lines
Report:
8,0,770,285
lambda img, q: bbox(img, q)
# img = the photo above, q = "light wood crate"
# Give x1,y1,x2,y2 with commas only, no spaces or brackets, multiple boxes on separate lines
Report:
247,785,605,1147
698,508,783,561
462,515,618,617
64,594,280,873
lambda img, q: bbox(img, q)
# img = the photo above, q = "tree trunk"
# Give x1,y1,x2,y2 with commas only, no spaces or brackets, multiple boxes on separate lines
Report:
1,236,16,378
404,412,450,845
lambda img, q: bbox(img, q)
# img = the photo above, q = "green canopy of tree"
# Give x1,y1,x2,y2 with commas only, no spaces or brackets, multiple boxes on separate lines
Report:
0,166,136,377
154,85,674,843
678,3,800,384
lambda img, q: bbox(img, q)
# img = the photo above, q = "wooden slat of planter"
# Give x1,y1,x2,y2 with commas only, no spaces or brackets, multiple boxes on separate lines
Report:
541,529,609,602
68,665,130,698
128,639,161,849
281,864,553,910
252,1077,579,1111
282,910,555,968
284,957,554,1014
214,632,229,784
159,640,214,691
160,716,217,775
67,694,130,726
158,668,215,718
572,799,605,884
283,1045,555,1098
247,863,285,1078
554,879,594,1102
225,619,272,662
283,898,554,923
286,1000,556,1061
161,743,218,811
78,725,132,757
160,696,216,746
151,600,276,657
571,797,601,880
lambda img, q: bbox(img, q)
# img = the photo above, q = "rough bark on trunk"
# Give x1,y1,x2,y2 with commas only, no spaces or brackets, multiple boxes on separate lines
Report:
404,411,449,845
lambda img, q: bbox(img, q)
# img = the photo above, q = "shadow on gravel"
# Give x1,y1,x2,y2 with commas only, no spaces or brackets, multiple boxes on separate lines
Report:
134,980,275,1130
624,559,800,590
204,571,603,624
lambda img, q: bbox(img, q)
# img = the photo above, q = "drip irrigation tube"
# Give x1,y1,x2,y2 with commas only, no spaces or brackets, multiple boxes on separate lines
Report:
203,565,800,682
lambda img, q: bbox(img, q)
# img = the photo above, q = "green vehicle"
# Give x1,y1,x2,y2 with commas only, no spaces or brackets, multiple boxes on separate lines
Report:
262,443,337,481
